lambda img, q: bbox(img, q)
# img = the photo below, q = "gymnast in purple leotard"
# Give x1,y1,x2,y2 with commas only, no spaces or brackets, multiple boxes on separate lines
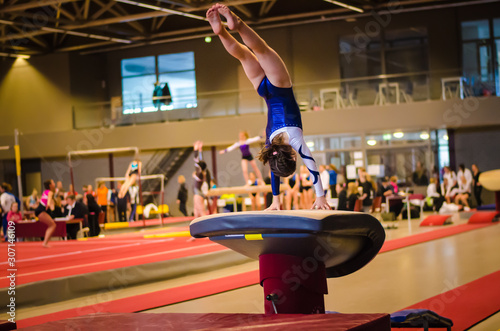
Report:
207,4,330,210
219,131,264,185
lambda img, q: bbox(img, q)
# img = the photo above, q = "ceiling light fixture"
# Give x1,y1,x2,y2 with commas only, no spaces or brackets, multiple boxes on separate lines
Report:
323,0,364,13
393,131,404,139
0,52,30,59
115,0,207,21
367,139,377,146
420,132,430,140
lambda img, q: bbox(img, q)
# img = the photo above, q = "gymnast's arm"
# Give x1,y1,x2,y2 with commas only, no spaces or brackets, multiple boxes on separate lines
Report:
245,136,263,145
219,142,240,154
266,172,282,210
289,129,330,210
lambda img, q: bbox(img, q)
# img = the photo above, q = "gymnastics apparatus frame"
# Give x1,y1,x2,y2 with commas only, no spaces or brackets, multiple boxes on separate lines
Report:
95,174,165,225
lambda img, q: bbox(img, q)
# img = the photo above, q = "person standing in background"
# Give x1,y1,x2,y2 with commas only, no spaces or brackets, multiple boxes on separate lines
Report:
471,164,482,207
86,193,101,237
28,189,40,211
116,181,130,223
176,175,188,216
1,183,17,241
328,164,338,198
129,184,139,221
96,182,108,223
319,165,330,198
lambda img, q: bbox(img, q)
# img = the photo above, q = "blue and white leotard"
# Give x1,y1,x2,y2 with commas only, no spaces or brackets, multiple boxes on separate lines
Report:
257,76,324,198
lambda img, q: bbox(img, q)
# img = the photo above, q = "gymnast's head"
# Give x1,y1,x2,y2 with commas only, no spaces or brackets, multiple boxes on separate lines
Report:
258,133,296,177
239,130,249,141
198,160,207,171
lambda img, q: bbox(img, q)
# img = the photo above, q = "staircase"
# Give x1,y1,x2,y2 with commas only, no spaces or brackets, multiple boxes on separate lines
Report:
141,147,193,204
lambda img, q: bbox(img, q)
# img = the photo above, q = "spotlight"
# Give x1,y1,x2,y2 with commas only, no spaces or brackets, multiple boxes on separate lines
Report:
205,36,212,43
367,139,377,146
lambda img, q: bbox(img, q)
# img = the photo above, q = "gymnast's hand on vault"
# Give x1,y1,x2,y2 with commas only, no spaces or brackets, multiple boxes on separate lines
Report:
265,196,281,211
312,196,331,210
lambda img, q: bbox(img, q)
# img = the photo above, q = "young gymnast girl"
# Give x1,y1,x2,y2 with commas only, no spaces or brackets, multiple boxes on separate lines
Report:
219,130,264,185
193,140,211,217
34,179,57,247
118,159,142,199
207,4,330,210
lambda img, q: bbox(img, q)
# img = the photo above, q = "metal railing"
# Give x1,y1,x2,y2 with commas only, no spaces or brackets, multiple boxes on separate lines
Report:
72,69,498,129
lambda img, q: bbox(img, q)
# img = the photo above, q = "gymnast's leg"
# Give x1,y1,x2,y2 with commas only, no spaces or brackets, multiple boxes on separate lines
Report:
207,5,265,90
216,4,292,88
249,159,264,183
39,212,56,247
119,174,136,198
241,159,250,185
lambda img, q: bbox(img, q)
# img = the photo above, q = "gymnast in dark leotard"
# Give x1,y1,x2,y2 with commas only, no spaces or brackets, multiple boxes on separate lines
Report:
219,131,264,185
119,159,141,198
192,140,211,218
207,4,330,210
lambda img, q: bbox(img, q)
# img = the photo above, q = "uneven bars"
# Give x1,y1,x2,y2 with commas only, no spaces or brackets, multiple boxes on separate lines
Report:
95,175,165,182
68,147,139,158
95,174,166,224
68,147,140,204
207,185,272,197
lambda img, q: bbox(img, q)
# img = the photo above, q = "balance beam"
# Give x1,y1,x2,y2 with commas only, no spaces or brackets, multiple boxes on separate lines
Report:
190,210,385,314
206,185,273,197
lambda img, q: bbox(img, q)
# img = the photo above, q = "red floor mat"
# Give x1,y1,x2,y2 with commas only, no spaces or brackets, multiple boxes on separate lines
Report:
392,269,500,331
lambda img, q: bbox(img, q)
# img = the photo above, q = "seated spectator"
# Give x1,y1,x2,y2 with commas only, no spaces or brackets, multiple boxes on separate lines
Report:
390,176,399,194
347,182,359,211
7,202,23,223
426,177,445,211
377,176,394,202
412,161,429,186
453,164,473,210
337,183,348,211
443,166,457,203
28,189,40,211
64,194,88,240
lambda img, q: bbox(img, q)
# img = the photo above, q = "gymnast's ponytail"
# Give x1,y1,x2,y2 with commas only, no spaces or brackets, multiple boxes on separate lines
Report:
257,133,296,177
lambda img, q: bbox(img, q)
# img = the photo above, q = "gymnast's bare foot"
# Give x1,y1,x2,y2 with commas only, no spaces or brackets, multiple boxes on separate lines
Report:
207,5,222,35
43,243,51,248
217,4,241,30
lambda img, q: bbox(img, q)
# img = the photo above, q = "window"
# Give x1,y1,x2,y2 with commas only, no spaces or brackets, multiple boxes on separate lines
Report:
461,18,500,96
121,52,197,114
339,27,428,79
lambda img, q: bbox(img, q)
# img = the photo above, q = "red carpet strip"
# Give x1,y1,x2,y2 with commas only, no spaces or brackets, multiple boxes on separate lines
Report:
16,270,260,328
379,223,493,253
392,269,500,331
0,237,226,286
